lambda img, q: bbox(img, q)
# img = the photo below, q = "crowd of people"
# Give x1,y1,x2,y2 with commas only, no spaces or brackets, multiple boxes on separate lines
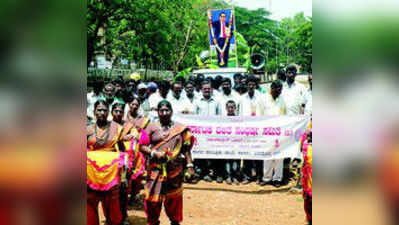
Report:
86,64,312,225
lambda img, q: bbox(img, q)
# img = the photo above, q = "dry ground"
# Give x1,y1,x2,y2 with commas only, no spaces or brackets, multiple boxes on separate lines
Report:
100,180,307,225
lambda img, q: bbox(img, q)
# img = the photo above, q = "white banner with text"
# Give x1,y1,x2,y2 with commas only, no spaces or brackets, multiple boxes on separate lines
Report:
173,115,310,160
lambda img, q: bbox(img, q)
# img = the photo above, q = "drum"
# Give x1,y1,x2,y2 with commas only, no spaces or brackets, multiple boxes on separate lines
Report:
87,151,127,191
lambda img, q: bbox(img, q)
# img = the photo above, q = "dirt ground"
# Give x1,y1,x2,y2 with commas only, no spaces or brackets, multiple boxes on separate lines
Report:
100,179,307,225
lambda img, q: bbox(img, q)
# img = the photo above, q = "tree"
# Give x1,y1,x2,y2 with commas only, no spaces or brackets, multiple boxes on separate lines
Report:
87,0,312,75
87,0,124,67
281,13,312,72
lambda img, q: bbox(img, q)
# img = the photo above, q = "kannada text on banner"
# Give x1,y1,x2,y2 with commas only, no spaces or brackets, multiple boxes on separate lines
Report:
173,115,310,160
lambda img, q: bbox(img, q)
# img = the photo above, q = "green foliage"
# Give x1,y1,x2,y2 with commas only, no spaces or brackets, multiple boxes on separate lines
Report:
233,31,250,70
88,0,312,74
175,67,192,81
196,55,205,68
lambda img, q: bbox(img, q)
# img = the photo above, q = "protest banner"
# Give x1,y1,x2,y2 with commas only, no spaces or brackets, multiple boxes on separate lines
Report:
174,115,310,160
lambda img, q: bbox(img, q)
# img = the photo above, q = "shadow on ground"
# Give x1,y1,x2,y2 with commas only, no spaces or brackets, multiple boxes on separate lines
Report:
128,215,147,225
184,185,293,194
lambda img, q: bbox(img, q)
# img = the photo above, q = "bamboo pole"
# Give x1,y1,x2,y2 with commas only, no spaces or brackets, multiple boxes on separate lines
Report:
207,9,213,65
233,6,238,68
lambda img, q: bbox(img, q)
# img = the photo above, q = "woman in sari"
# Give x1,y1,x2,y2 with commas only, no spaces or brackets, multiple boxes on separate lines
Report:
124,96,151,208
379,123,399,225
113,100,149,225
301,121,312,225
140,100,195,225
111,102,132,225
87,100,124,225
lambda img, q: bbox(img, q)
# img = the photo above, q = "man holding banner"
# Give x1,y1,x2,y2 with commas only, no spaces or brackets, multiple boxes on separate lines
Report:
194,80,221,182
262,80,287,187
239,76,265,184
208,10,234,67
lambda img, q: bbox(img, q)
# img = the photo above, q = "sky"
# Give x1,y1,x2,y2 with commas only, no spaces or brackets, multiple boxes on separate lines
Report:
231,0,312,21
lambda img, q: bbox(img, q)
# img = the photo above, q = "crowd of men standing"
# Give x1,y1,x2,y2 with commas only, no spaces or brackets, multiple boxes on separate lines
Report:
87,64,312,188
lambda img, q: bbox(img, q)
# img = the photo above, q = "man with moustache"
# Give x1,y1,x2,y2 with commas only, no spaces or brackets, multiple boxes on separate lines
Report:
262,80,287,187
184,81,199,104
239,75,265,185
167,81,194,114
217,77,240,116
281,65,307,116
194,80,221,182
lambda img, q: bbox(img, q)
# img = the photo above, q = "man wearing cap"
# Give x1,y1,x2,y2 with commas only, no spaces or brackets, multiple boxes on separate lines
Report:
100,83,124,121
135,83,151,117
147,82,158,96
136,83,147,101
148,80,171,119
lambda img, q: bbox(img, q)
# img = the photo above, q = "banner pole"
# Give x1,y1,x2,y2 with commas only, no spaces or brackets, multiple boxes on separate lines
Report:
233,6,238,68
207,9,213,65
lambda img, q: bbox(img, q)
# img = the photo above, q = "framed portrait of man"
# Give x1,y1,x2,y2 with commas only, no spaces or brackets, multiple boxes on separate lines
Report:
208,9,235,67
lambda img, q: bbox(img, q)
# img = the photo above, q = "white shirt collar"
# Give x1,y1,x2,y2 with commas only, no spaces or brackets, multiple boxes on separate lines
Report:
200,96,214,101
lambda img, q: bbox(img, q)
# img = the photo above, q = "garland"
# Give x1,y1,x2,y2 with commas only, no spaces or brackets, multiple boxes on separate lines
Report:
208,10,234,66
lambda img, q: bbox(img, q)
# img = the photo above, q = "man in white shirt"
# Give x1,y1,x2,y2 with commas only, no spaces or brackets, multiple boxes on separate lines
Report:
134,83,150,118
239,75,264,117
263,80,287,115
194,74,205,94
277,69,286,82
282,65,307,116
217,77,241,116
304,95,312,116
194,80,221,182
282,65,309,183
167,81,194,114
194,80,221,116
102,83,121,121
232,73,243,96
212,77,241,183
185,80,200,104
233,73,242,90
262,80,287,187
234,83,247,96
148,80,170,119
87,81,104,122
240,75,264,185
304,74,312,116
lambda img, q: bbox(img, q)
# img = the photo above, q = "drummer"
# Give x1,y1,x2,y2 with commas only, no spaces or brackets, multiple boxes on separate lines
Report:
87,100,124,225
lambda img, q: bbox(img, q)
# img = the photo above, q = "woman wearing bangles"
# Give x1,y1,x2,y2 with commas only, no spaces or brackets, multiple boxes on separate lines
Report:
111,102,137,225
140,100,195,225
87,100,124,225
123,96,151,208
